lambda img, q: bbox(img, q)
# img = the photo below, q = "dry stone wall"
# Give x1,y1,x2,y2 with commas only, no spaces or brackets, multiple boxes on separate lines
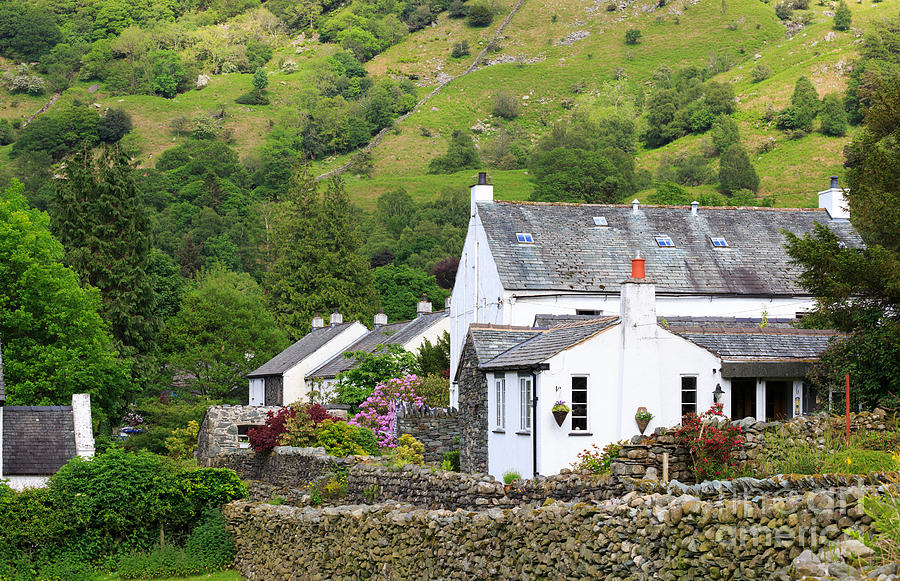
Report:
196,405,279,460
394,405,459,463
225,477,884,580
203,446,359,487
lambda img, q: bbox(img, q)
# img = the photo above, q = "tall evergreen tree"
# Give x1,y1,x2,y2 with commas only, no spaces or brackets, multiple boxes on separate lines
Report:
52,145,159,352
718,143,759,194
265,169,376,338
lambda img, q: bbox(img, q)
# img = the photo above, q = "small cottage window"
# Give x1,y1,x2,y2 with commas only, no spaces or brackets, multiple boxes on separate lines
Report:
519,376,533,432
516,232,534,244
495,377,506,429
711,237,729,248
655,235,675,247
593,216,608,226
571,376,588,431
237,425,260,448
681,376,698,417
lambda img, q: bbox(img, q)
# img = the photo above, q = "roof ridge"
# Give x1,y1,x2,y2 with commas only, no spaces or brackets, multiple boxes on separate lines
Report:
550,316,619,329
489,200,825,212
470,323,545,332
671,327,840,335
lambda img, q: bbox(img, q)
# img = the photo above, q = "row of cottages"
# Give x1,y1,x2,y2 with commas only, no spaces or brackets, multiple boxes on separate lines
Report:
0,342,95,490
450,173,862,478
247,302,448,406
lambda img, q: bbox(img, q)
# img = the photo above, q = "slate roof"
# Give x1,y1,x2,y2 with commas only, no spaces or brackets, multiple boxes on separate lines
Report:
469,325,544,365
2,406,76,475
307,311,448,379
477,202,863,295
533,314,608,328
479,317,620,370
247,323,359,378
668,320,839,361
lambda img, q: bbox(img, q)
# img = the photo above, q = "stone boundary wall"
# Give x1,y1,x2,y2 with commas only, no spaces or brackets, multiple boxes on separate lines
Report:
225,478,883,580
197,405,280,460
394,405,460,463
611,411,897,483
203,446,359,487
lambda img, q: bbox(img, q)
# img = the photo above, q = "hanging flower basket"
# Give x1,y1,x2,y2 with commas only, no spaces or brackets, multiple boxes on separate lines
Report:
552,401,570,427
635,407,654,435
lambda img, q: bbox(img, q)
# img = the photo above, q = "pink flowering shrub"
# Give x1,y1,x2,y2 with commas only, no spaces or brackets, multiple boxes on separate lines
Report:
350,374,425,447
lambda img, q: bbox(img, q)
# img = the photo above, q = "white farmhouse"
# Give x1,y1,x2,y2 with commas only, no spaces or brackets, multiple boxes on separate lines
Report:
456,258,840,479
449,173,856,405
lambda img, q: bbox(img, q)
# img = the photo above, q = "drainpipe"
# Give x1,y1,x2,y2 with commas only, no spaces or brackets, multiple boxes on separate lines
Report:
532,371,538,478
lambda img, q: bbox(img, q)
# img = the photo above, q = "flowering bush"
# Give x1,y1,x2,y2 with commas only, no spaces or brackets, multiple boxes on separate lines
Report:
571,441,624,474
350,375,425,447
552,401,570,413
674,403,745,481
122,405,146,426
248,403,340,452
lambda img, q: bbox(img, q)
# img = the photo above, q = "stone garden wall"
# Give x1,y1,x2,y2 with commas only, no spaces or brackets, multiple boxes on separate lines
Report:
225,476,886,580
196,405,279,460
203,446,359,487
394,405,460,463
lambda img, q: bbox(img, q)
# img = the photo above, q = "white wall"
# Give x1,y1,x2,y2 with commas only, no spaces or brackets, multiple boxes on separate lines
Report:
449,206,505,405
502,292,815,327
7,476,50,491
280,322,368,405
486,371,539,479
402,315,449,354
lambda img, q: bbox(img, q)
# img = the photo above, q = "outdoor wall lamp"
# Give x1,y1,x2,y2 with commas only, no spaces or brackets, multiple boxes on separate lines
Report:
713,384,724,404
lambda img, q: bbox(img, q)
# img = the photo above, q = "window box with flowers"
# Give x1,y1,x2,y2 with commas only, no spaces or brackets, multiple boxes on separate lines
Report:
552,401,570,427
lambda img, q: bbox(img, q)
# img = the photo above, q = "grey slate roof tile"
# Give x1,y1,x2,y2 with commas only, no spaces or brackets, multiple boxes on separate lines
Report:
247,323,358,378
480,317,620,370
2,406,75,475
469,326,544,365
478,202,863,295
307,311,448,379
668,320,839,360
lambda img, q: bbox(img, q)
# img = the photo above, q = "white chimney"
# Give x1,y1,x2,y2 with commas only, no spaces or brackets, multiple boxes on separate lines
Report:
330,310,343,326
632,199,640,213
311,313,324,329
417,296,433,317
691,201,699,215
818,176,850,220
470,172,493,215
444,296,451,310
620,256,656,334
374,310,388,326
72,393,95,459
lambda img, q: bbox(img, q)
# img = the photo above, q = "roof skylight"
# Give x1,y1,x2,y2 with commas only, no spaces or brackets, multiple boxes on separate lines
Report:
655,235,675,247
516,232,534,244
593,216,608,226
711,237,729,248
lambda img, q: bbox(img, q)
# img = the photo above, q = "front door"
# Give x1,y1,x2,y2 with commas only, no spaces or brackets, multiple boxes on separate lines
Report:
765,380,792,421
731,378,756,420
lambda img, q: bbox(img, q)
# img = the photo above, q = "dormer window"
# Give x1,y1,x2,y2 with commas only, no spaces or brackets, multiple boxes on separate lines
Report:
593,216,608,226
516,232,534,244
711,237,729,248
655,235,675,247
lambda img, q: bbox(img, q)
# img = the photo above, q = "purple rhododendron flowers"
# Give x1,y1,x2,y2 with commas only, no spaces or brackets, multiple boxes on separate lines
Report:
349,374,425,447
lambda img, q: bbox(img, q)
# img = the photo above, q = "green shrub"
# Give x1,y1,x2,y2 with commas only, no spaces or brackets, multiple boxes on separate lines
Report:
711,115,741,155
451,40,470,58
252,67,268,91
390,434,425,466
448,0,468,17
822,449,897,474
751,63,772,83
502,470,521,484
235,89,270,105
315,420,379,456
183,508,235,572
718,143,759,193
467,3,493,27
819,93,848,137
98,108,132,143
492,90,520,120
624,29,642,45
571,442,622,474
427,130,481,174
833,0,851,31
116,545,199,579
442,450,461,471
774,1,792,20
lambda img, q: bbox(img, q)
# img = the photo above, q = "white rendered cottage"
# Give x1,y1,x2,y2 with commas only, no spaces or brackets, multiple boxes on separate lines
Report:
456,258,839,479
449,174,858,406
248,300,448,405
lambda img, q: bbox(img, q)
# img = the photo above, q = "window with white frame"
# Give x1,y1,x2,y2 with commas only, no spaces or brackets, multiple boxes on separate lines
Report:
495,377,506,429
571,376,588,431
681,376,698,417
519,376,533,432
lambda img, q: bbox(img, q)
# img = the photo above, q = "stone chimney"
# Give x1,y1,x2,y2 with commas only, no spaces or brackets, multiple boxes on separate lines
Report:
311,313,324,329
691,201,699,216
818,176,850,220
72,393,95,459
470,171,493,215
374,310,388,327
330,309,343,326
417,296,433,317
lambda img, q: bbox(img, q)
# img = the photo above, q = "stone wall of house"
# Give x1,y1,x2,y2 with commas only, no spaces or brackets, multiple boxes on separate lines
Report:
225,477,884,580
457,336,488,473
203,446,359,487
610,411,897,483
196,405,280,461
395,405,459,463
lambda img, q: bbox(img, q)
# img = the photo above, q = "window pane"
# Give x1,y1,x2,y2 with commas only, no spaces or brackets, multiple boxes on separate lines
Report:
571,376,588,431
520,377,532,431
681,376,697,417
496,378,505,429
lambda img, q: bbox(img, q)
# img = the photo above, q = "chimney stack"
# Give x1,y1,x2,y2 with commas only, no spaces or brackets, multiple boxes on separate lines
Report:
330,309,343,326
620,257,656,333
444,296,451,310
72,394,95,459
691,201,699,216
374,310,388,327
632,199,640,213
417,296,433,317
470,171,494,215
311,313,324,329
818,176,850,220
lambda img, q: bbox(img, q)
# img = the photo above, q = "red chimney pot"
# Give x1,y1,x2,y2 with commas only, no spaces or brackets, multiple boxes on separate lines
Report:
632,257,645,279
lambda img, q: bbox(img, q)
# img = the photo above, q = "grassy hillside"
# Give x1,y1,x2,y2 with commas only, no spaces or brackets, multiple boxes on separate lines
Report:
0,0,889,210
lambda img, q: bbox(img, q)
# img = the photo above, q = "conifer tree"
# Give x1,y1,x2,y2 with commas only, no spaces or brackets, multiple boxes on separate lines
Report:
833,0,851,31
52,145,159,352
819,93,848,137
718,143,760,194
265,169,376,338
